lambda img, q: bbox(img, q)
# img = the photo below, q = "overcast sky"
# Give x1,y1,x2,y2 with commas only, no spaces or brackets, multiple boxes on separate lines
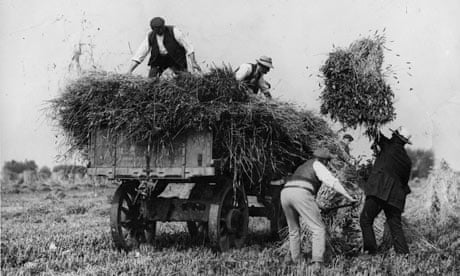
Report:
1,0,459,170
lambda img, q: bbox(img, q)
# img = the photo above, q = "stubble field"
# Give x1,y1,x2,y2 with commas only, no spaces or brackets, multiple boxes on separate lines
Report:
1,177,459,276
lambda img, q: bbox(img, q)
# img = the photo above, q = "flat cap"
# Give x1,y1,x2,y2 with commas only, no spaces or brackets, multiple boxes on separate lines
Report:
343,134,354,141
150,17,165,29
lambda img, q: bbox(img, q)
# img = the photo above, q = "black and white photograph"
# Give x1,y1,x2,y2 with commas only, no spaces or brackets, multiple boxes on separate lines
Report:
1,1,459,275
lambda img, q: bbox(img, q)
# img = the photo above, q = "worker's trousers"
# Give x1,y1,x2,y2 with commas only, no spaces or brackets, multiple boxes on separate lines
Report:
280,187,326,263
148,55,185,78
360,196,410,254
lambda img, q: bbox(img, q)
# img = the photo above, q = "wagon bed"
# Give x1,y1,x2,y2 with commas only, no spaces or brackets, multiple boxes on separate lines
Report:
87,128,285,252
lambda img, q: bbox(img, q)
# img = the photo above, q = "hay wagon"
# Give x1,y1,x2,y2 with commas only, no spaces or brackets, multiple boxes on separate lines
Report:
87,129,286,252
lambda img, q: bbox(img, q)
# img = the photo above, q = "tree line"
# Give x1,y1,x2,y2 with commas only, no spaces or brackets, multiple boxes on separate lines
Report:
1,148,434,180
2,160,87,180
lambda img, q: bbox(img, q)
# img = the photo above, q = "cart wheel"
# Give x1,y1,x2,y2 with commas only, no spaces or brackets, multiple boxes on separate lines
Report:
269,196,287,240
187,183,208,240
110,181,156,251
208,181,248,251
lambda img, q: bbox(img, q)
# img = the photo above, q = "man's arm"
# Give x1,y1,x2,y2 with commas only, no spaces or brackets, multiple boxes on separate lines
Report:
371,130,390,155
313,161,355,201
376,131,390,147
258,76,272,98
128,35,150,74
234,64,252,81
127,60,141,74
173,27,201,72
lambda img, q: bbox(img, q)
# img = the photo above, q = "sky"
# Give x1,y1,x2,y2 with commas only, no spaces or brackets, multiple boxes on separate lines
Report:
0,0,459,170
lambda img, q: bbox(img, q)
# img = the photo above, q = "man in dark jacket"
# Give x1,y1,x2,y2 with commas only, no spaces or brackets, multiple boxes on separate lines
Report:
128,17,201,77
360,126,413,254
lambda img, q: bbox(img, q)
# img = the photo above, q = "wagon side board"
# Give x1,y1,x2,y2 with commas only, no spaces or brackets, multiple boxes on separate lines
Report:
87,129,215,179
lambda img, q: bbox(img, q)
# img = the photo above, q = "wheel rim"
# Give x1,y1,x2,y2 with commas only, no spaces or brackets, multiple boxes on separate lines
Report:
208,182,248,251
110,182,156,251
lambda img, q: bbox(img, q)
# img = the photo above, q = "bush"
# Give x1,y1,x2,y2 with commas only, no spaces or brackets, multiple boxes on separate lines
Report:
2,160,38,180
407,148,434,179
52,165,87,175
38,166,52,179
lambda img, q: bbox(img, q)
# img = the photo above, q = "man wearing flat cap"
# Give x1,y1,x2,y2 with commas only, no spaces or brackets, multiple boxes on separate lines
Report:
281,148,356,269
128,17,201,77
340,134,354,155
235,56,274,98
360,126,413,254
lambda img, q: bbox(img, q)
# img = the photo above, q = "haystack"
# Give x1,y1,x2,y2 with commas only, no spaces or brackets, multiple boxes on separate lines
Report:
406,160,460,224
319,33,395,137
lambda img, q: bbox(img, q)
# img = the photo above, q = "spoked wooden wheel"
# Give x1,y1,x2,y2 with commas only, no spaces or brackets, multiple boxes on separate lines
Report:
187,184,208,240
110,181,156,251
208,181,249,251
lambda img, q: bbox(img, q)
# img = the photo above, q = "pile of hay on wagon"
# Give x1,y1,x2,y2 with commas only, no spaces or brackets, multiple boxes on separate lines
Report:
49,67,350,191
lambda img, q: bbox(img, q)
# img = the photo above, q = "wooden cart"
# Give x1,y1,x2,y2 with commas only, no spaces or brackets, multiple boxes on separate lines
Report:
87,129,286,252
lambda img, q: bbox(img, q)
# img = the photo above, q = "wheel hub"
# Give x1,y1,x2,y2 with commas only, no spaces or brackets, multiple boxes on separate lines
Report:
225,208,243,233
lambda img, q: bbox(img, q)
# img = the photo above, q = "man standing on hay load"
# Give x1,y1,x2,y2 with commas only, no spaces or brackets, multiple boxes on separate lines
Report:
235,56,274,98
128,17,201,77
360,126,412,255
281,148,356,269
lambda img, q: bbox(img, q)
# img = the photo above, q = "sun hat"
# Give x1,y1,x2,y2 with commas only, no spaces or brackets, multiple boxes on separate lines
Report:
150,17,165,29
343,134,354,141
313,148,332,160
389,126,412,144
256,56,274,69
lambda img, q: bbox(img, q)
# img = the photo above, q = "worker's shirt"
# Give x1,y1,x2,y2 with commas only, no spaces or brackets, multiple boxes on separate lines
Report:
132,27,194,64
234,63,270,93
289,160,350,197
312,161,350,196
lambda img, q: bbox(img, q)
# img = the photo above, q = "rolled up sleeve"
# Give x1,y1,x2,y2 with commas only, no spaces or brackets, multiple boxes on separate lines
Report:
131,34,150,64
313,161,350,197
258,75,271,93
234,63,252,81
173,27,194,55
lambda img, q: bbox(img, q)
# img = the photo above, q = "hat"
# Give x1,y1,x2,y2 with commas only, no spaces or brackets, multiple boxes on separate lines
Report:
150,17,165,29
343,134,354,141
313,148,332,160
389,126,412,144
256,56,274,69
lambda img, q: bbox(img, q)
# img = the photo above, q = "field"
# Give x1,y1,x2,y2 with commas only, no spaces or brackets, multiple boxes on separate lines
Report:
1,173,459,276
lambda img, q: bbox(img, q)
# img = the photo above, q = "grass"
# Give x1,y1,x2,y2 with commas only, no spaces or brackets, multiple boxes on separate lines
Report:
1,178,458,275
